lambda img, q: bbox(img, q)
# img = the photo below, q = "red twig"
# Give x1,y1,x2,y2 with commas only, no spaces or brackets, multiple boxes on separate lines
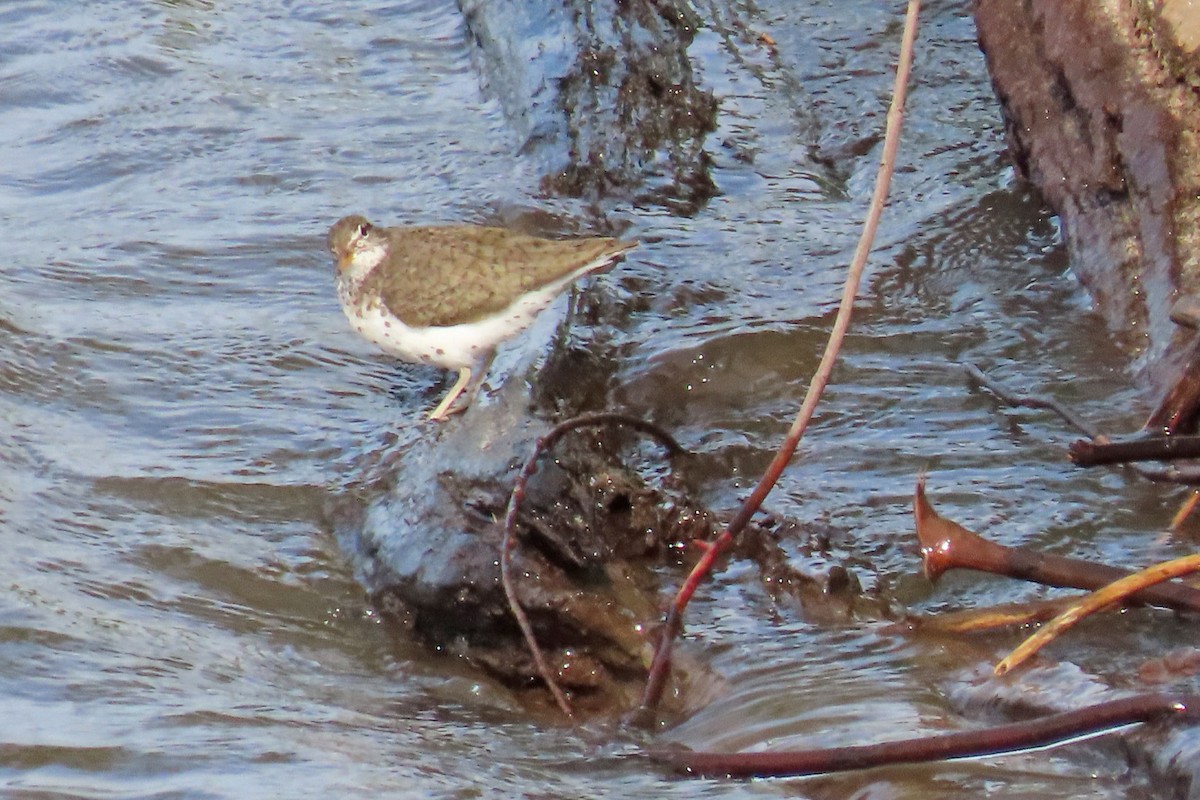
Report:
653,693,1198,778
500,412,683,720
636,0,922,715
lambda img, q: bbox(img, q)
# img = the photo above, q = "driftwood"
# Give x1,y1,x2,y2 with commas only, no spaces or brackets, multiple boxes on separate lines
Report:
973,0,1200,445
914,476,1200,613
1069,434,1200,466
653,693,1199,779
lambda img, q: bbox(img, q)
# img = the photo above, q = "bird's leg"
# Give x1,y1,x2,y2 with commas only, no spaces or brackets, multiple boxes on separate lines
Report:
428,366,473,421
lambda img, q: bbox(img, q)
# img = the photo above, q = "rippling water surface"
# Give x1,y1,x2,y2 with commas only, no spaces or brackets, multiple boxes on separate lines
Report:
1,0,1188,797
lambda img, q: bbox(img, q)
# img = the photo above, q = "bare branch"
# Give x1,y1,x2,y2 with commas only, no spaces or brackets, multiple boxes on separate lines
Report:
637,0,923,716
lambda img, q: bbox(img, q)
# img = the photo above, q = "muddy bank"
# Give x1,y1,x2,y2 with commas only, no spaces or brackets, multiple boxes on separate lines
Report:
972,0,1200,388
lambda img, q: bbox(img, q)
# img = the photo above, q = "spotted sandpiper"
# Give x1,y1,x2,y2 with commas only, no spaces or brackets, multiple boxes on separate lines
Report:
328,214,636,420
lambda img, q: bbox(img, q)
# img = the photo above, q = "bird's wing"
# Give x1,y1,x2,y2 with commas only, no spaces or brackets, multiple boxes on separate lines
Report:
373,227,634,328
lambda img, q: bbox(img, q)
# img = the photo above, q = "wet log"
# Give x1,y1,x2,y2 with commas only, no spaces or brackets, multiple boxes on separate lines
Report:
330,339,719,715
1069,433,1200,465
655,693,1199,779
972,0,1200,394
458,0,719,210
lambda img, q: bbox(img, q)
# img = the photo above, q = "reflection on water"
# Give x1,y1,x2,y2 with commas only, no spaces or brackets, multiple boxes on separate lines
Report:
0,0,1183,796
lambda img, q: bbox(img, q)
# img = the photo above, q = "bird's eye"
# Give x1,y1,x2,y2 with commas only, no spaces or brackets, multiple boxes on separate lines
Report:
357,222,372,239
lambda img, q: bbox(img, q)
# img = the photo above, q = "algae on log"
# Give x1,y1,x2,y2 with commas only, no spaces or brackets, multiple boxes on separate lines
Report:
972,0,1200,389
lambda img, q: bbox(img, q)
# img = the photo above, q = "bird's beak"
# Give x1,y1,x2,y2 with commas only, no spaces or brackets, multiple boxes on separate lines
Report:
336,252,353,272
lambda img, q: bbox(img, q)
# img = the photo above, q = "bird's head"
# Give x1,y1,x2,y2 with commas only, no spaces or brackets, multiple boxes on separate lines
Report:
327,214,375,273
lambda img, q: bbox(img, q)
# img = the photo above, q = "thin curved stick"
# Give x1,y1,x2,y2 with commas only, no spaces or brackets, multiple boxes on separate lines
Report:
963,363,1200,484
637,0,922,715
962,362,1105,441
995,553,1200,675
500,412,684,719
652,693,1197,778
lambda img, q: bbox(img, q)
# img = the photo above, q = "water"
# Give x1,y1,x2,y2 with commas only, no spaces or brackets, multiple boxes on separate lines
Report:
1,0,1192,797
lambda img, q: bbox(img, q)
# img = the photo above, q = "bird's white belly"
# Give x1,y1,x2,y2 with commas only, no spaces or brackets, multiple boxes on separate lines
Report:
341,299,547,370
